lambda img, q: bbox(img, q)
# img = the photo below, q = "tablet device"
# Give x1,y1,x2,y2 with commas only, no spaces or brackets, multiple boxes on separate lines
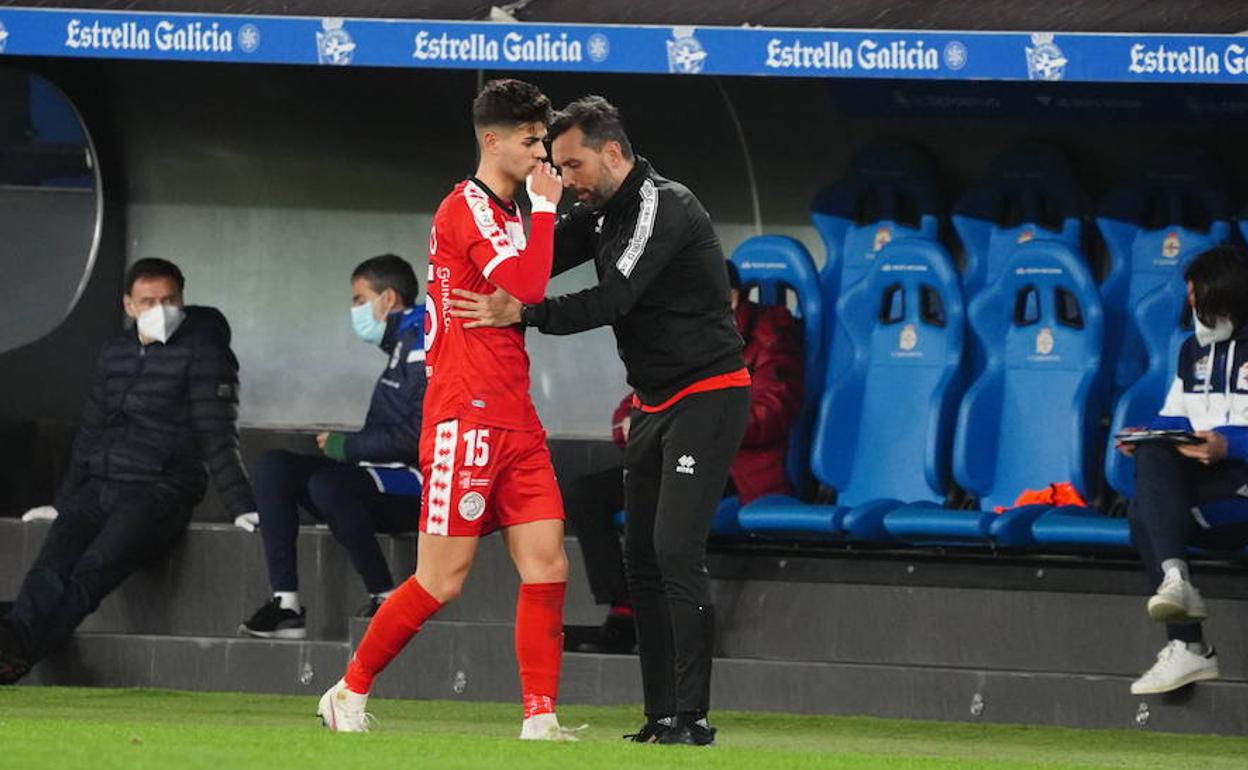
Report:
1114,429,1205,446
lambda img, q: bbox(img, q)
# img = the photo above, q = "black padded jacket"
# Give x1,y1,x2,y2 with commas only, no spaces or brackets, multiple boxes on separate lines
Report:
56,305,256,516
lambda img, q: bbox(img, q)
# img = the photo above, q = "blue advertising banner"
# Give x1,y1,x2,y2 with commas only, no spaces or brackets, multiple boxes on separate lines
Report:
2,6,1248,85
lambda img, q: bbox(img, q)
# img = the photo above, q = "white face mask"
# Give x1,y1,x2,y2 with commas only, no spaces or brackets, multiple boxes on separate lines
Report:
1193,310,1234,348
137,304,185,343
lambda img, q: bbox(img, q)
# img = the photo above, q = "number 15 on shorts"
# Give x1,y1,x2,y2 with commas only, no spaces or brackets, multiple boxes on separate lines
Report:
462,428,491,467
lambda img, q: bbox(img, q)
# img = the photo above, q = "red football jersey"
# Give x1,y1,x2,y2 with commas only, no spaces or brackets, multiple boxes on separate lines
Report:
423,178,553,432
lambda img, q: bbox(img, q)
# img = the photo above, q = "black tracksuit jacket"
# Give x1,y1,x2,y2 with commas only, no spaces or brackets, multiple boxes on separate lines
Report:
521,157,744,406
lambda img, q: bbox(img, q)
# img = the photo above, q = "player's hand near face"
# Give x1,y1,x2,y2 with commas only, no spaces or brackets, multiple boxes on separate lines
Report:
448,288,523,328
526,162,562,211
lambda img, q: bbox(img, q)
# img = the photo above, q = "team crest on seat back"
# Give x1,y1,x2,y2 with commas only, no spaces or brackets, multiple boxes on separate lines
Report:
1096,148,1231,394
954,240,1106,512
811,142,942,334
730,236,824,495
953,143,1084,301
811,238,965,507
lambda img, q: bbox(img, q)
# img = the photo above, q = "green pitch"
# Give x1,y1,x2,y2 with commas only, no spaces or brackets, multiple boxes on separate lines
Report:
1,687,1245,770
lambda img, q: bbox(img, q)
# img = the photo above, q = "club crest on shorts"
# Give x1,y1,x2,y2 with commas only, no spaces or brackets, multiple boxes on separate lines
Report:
458,491,486,522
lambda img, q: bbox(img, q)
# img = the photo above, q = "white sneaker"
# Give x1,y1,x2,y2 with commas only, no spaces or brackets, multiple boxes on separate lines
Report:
1130,640,1219,695
1147,572,1208,623
317,679,374,732
519,712,581,742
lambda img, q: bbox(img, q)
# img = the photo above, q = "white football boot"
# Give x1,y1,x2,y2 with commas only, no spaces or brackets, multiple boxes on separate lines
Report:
519,712,582,741
317,679,374,732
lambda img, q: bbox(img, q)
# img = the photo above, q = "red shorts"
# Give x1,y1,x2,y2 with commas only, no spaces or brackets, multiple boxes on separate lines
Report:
418,418,564,537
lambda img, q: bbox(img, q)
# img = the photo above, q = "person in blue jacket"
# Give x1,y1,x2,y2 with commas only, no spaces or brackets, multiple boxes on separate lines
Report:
1118,245,1248,695
241,254,426,639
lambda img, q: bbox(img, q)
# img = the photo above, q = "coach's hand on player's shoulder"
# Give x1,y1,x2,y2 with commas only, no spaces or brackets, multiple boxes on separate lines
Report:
448,288,523,328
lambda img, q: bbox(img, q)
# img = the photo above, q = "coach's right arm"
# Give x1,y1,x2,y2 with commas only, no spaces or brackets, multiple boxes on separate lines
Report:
522,179,687,334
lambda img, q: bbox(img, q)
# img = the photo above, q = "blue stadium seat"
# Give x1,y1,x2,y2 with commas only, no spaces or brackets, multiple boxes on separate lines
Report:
731,236,825,499
811,142,941,327
953,143,1083,300
1103,272,1191,500
614,496,742,535
1031,260,1192,549
738,238,965,539
883,240,1106,546
1097,148,1230,394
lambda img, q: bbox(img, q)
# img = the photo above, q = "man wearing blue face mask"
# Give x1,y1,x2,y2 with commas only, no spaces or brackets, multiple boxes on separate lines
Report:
240,254,426,640
1,258,256,684
1116,245,1248,696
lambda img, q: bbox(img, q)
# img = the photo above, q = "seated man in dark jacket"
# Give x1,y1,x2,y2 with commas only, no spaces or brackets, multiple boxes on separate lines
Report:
240,254,425,639
0,258,256,684
567,260,803,652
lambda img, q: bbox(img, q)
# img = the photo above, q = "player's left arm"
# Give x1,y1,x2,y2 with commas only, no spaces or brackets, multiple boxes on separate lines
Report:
521,181,687,335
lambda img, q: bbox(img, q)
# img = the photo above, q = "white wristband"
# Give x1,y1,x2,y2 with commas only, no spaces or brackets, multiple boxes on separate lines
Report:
526,174,558,215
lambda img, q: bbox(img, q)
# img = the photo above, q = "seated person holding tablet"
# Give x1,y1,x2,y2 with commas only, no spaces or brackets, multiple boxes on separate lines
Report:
1117,245,1248,696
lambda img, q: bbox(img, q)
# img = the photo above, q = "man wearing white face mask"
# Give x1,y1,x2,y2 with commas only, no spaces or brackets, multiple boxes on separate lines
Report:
1,259,256,684
240,254,425,640
1116,245,1248,696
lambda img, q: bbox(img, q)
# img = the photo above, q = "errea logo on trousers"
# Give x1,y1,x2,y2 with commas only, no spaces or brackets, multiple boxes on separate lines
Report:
676,455,696,475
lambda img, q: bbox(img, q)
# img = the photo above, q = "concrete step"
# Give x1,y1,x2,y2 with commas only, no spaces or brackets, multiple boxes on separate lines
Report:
8,518,1248,681
0,520,604,641
24,627,1248,735
712,578,1248,681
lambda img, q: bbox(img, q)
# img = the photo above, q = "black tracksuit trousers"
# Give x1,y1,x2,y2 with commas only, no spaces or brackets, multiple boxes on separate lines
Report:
1128,442,1248,643
623,386,749,721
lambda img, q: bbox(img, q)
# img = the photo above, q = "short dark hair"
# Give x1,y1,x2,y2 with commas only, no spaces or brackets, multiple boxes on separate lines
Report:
724,260,741,291
352,254,419,307
548,95,634,160
126,258,185,295
472,79,553,130
1185,244,1248,326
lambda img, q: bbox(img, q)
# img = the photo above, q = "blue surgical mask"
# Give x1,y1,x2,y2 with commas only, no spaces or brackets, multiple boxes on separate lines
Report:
351,300,386,345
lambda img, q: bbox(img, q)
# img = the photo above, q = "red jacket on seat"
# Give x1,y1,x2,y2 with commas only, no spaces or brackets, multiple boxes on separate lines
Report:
612,300,803,504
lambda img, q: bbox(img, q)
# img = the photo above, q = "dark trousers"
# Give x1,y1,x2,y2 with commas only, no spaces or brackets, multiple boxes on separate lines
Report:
1128,443,1248,643
624,386,749,720
256,450,417,596
564,466,628,607
4,479,192,661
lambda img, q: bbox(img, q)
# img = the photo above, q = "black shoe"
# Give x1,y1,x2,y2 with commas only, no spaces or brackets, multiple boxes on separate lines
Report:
0,622,30,685
240,598,307,639
657,718,717,746
576,611,636,654
355,596,386,618
623,717,674,743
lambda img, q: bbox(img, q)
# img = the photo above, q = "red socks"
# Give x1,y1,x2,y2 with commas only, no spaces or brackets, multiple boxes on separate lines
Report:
516,581,566,718
344,577,565,714
344,578,443,694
